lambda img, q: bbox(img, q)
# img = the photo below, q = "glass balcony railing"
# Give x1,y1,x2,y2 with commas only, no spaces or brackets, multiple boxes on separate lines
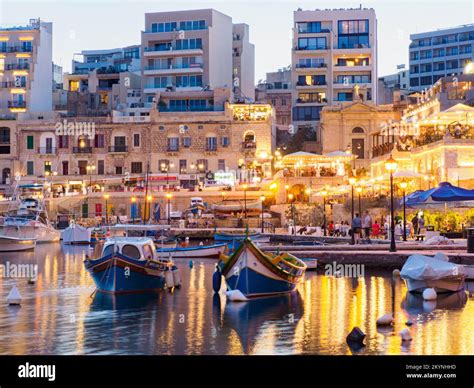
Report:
144,63,203,71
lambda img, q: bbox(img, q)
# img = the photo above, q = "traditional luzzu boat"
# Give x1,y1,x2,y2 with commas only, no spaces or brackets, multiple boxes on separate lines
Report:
214,230,261,242
157,243,228,259
84,235,179,294
213,238,306,300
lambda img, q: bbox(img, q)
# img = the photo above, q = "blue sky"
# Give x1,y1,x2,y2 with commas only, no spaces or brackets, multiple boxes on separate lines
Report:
1,0,473,81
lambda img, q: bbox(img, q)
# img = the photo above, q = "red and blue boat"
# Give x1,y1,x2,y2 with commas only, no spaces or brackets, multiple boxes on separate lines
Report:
214,238,306,300
84,237,176,294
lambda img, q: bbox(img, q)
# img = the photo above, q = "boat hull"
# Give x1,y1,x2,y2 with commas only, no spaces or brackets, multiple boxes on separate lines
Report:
0,224,60,243
0,236,36,252
214,232,260,242
157,243,227,258
84,253,167,294
221,240,305,299
403,276,465,293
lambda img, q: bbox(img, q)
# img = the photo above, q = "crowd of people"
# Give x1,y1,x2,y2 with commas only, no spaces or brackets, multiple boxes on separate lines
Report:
323,212,426,243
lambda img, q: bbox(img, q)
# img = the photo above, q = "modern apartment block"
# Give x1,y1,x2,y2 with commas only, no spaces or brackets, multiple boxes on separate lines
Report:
291,7,377,150
232,23,255,102
378,65,409,105
63,46,141,116
409,24,474,92
0,18,53,118
141,9,254,112
256,68,292,145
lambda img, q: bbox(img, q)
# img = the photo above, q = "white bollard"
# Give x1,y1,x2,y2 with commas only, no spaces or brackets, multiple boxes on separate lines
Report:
423,288,437,301
165,270,175,289
400,328,413,341
392,269,401,277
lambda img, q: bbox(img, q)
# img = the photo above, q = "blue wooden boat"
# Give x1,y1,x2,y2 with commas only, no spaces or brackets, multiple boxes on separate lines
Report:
214,238,306,300
214,231,260,242
157,243,227,259
84,237,176,294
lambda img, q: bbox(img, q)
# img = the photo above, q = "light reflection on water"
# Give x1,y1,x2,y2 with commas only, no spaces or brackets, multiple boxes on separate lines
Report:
0,243,473,355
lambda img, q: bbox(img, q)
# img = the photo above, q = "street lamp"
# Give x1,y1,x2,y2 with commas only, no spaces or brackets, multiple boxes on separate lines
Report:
321,189,328,236
86,164,96,190
260,195,265,233
242,183,248,222
166,192,172,225
399,180,408,242
356,185,363,215
288,193,296,235
103,193,110,224
146,194,153,223
348,176,357,245
385,155,398,252
130,196,137,223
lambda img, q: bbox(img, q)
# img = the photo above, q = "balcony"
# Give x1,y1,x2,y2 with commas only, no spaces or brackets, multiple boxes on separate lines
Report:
0,46,33,54
295,81,327,89
143,46,203,57
295,63,327,70
5,63,30,71
294,46,328,52
108,146,128,153
0,82,15,89
296,98,327,104
8,101,26,109
72,146,92,154
37,147,57,155
143,63,203,75
242,141,256,150
158,106,223,113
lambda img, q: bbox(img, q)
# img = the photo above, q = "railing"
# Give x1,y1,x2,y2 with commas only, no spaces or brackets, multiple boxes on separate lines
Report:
260,220,276,234
296,81,326,86
72,146,92,153
166,147,179,152
5,63,30,70
296,98,327,104
372,142,395,158
242,141,256,149
8,101,26,108
158,106,223,112
205,146,217,152
144,46,203,53
108,146,128,153
0,46,32,53
295,46,328,51
295,63,327,69
37,147,57,155
144,63,203,71
0,82,15,88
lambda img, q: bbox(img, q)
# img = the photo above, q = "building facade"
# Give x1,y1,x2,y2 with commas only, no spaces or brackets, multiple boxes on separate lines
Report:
378,65,409,105
291,7,378,151
0,18,53,118
14,102,275,191
409,24,474,92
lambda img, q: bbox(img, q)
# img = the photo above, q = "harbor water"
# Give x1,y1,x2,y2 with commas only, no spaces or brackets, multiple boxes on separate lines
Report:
0,243,473,355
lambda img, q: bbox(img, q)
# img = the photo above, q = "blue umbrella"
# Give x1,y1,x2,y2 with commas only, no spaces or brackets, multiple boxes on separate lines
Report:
405,182,474,208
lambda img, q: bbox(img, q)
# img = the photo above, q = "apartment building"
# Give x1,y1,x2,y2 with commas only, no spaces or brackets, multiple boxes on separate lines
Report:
63,46,141,116
15,102,275,190
378,65,409,105
409,24,474,92
0,18,53,118
232,23,255,101
291,7,378,151
256,68,292,146
141,9,254,112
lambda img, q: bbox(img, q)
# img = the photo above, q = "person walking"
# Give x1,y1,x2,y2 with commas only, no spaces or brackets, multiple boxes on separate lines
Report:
411,213,419,236
352,213,362,244
372,220,380,239
363,211,372,240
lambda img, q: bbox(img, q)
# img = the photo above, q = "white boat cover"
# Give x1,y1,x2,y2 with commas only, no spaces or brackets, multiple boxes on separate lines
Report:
62,224,91,243
401,254,466,281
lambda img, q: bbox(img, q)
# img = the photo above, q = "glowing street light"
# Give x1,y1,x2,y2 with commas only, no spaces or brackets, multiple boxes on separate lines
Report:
399,180,408,242
103,193,110,224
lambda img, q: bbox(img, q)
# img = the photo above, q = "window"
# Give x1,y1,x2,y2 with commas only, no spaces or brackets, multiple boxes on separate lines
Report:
206,137,217,151
182,137,192,148
297,37,326,50
97,160,104,175
337,92,353,101
0,128,10,154
94,134,105,148
44,161,52,174
115,166,123,175
133,133,140,147
221,136,230,147
352,139,365,160
122,244,141,260
176,75,203,87
179,159,187,173
197,159,208,172
131,162,142,174
336,75,371,84
296,21,323,33
292,106,321,121
338,20,369,49
176,38,202,50
352,127,364,134
58,135,69,149
26,161,34,175
167,137,179,151
27,135,34,150
410,77,420,87
218,159,225,171
62,161,68,176
159,160,170,172
420,76,432,86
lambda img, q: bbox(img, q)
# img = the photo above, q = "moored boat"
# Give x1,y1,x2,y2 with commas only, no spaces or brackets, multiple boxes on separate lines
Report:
84,237,177,294
157,242,227,259
62,222,91,244
0,236,37,252
214,230,261,242
214,238,306,300
400,253,466,293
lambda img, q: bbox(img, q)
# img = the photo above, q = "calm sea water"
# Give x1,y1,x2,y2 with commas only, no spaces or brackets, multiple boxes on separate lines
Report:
0,243,473,355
